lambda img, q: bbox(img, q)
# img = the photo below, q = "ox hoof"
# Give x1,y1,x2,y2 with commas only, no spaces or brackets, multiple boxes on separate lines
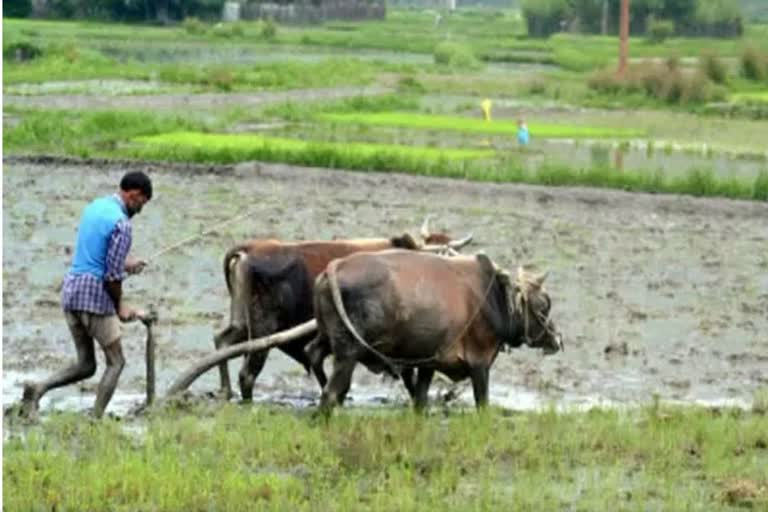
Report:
19,382,41,420
214,388,235,401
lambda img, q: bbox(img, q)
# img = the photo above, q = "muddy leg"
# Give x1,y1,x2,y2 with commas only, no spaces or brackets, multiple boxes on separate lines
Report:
413,368,435,412
469,366,489,409
304,336,330,389
238,350,269,402
319,356,357,417
213,325,245,399
20,323,98,418
93,340,125,419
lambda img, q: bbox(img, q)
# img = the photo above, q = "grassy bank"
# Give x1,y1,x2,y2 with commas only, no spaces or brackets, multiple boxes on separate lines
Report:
4,405,768,510
132,131,492,174
4,50,381,91
317,112,647,139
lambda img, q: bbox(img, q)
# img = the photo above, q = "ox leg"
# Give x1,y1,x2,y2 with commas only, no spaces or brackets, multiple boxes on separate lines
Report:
469,366,490,408
319,356,357,417
213,325,247,399
413,368,435,412
401,368,417,401
238,350,269,402
304,335,330,389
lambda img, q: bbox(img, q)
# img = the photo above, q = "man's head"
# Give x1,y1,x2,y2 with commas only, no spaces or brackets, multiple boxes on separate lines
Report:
119,171,152,218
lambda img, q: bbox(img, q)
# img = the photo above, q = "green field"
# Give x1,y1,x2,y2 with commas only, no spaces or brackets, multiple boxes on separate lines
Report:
4,404,768,510
318,112,647,139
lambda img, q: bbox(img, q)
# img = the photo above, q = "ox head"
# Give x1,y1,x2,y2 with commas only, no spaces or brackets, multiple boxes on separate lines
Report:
419,215,473,255
499,267,563,355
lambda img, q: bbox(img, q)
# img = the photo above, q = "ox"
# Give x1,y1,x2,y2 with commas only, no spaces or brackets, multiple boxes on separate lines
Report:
311,250,563,414
213,218,471,401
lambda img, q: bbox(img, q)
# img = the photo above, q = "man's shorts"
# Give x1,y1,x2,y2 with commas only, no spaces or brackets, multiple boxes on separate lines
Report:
64,311,121,348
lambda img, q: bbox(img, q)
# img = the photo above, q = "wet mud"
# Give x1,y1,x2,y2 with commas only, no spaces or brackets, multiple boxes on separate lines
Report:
3,155,767,416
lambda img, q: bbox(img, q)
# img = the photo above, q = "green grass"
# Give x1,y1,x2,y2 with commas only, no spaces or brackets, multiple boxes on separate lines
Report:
317,112,647,139
131,131,492,175
3,405,768,510
4,49,379,91
3,109,205,157
732,91,768,103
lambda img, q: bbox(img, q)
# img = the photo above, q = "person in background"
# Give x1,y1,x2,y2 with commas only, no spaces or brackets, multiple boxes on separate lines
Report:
20,171,153,419
517,118,530,146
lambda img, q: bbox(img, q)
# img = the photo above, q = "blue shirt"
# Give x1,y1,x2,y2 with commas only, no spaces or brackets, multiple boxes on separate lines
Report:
517,126,530,145
62,194,132,315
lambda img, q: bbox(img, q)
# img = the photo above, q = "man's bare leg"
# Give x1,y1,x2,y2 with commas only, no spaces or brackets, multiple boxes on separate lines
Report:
93,340,125,418
20,331,97,418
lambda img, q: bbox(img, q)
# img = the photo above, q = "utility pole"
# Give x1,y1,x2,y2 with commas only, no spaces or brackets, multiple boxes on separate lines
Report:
617,0,630,76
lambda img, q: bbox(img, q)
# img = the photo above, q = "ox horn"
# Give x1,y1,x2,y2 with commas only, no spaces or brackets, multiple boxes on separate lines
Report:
447,233,473,250
533,271,548,287
420,215,434,240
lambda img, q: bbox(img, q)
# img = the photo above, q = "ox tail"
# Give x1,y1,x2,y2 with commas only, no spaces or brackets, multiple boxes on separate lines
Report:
223,248,253,339
326,260,400,378
223,247,247,296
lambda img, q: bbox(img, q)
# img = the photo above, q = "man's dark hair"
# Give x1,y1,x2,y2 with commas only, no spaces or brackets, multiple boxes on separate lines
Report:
120,171,153,199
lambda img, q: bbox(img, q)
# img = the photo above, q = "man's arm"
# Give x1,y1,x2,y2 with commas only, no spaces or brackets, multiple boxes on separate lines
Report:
105,219,136,321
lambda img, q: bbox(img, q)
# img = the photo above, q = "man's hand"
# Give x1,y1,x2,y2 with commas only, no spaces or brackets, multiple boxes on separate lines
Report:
125,256,148,275
118,305,146,323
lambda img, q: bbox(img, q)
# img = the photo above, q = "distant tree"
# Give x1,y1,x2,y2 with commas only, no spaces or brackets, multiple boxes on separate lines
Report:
4,0,33,18
521,0,568,38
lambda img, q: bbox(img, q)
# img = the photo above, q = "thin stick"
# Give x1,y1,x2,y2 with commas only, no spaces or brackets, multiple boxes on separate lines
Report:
145,322,155,406
144,208,260,262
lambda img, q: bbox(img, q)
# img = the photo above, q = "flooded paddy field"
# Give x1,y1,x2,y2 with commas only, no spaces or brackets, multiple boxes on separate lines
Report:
3,156,767,417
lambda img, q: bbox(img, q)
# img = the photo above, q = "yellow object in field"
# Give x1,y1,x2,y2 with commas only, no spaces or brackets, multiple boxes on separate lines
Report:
481,98,492,122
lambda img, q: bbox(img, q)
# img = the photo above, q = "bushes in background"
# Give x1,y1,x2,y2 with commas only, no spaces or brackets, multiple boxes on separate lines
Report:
588,61,727,105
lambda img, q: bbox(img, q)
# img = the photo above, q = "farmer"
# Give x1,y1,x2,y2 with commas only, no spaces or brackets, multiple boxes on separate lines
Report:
517,118,530,146
20,171,153,419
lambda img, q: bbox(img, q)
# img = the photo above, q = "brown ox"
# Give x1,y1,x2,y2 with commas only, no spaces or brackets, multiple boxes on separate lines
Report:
312,250,563,414
213,219,471,400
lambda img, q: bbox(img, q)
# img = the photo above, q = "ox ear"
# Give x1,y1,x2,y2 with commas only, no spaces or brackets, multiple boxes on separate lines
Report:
392,232,420,250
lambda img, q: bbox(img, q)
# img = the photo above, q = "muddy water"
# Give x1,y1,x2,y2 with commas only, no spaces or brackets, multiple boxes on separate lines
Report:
3,157,767,416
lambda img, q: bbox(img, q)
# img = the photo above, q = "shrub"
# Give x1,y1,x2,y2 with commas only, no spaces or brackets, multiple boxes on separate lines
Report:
525,78,548,95
210,22,244,38
397,76,426,93
433,41,481,70
665,54,681,71
3,41,43,62
261,18,277,40
207,68,236,91
700,51,728,84
182,17,207,35
646,18,674,43
588,62,722,106
741,47,767,81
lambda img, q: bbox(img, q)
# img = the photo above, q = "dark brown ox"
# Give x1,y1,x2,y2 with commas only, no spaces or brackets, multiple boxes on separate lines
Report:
213,221,471,400
312,250,562,414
